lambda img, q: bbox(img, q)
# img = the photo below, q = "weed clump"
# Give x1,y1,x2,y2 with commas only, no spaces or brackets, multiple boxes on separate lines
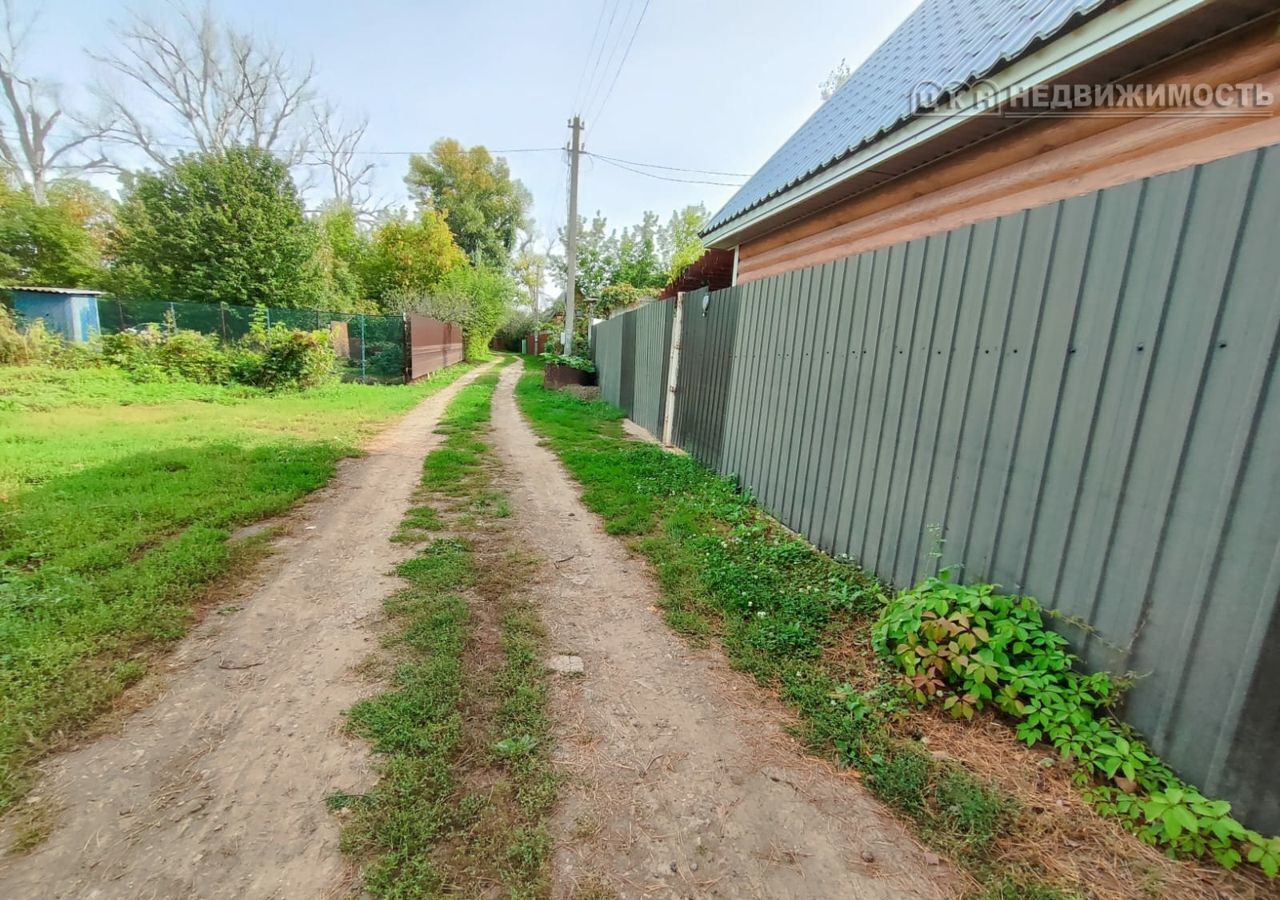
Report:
875,571,1280,876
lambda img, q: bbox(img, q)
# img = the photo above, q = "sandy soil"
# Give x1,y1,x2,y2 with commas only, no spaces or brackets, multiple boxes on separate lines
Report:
490,363,957,900
0,365,491,900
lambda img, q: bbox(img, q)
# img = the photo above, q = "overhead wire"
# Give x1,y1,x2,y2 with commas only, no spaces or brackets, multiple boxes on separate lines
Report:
586,0,652,128
586,152,745,187
585,150,751,179
65,132,565,157
573,0,612,114
578,0,627,119
25,126,748,178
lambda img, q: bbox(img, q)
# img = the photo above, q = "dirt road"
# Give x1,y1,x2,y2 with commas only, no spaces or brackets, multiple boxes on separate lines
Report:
490,364,955,899
0,365,491,900
2,360,952,899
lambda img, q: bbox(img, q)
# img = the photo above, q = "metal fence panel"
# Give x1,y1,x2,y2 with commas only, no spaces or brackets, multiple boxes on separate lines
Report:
674,287,740,469
593,317,624,407
631,300,673,438
406,314,462,381
591,146,1280,832
619,312,637,419
590,302,673,439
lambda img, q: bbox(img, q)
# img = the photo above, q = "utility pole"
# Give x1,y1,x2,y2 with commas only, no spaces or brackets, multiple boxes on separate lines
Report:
563,115,583,354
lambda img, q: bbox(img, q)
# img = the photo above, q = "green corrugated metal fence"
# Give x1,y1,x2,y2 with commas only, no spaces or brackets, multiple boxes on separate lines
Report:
592,300,673,438
591,144,1280,833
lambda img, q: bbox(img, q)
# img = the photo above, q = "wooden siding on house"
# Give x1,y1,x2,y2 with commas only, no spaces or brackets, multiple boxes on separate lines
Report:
736,19,1280,283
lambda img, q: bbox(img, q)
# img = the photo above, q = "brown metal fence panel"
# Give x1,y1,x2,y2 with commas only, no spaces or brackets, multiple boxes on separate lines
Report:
406,314,463,382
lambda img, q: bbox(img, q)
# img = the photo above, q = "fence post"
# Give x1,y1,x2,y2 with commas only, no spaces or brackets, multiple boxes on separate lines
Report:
359,315,366,381
661,292,685,447
402,313,411,384
218,303,228,343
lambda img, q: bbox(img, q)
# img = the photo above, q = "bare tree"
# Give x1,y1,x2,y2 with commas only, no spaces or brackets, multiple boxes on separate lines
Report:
306,102,377,216
91,2,315,169
0,0,105,203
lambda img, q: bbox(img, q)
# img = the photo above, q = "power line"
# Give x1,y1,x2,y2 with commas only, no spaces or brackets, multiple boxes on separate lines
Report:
26,123,752,186
92,135,566,157
574,0,612,113
587,0,652,127
587,152,744,187
346,146,563,157
579,0,626,117
586,151,751,178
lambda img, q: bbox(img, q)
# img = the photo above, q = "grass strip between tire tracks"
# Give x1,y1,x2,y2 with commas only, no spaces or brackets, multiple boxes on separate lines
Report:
337,360,557,899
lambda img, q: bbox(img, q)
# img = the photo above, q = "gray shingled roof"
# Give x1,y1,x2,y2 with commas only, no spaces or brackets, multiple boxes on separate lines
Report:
706,0,1111,233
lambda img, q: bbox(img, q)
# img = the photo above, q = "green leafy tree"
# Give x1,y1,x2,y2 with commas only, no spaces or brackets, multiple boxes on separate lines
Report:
614,211,666,291
442,263,512,358
389,264,515,361
310,203,370,310
554,205,709,303
511,230,550,312
553,213,617,301
598,282,653,317
360,210,466,303
431,266,515,360
660,204,708,283
108,147,324,307
404,139,531,267
0,181,102,286
495,307,545,346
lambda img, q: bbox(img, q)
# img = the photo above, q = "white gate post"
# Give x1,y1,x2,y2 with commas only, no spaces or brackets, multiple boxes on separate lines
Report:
661,292,685,447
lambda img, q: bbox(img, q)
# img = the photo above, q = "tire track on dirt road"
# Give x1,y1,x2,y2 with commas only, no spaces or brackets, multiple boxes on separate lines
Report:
491,362,957,899
0,363,494,900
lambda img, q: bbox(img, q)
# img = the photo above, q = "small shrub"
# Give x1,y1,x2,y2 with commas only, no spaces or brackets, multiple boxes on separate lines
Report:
873,569,1280,875
248,327,336,390
102,326,228,384
236,306,337,390
0,307,68,366
100,316,336,392
539,350,596,373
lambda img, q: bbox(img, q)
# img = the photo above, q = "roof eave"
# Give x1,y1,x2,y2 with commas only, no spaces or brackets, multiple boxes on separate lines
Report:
702,0,1215,250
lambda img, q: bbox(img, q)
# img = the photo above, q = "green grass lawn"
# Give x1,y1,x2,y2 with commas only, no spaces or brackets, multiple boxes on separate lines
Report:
0,363,473,812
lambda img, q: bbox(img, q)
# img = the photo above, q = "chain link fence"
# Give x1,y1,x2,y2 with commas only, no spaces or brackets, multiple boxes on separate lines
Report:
95,297,408,383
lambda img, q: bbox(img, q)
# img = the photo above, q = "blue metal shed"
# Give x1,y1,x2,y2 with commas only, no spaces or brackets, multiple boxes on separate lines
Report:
5,286,104,343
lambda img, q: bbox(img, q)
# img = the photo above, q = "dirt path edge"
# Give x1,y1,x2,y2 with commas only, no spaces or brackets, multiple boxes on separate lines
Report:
491,362,957,900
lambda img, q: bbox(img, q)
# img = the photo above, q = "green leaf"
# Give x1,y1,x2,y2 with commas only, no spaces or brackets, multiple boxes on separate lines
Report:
1169,805,1199,836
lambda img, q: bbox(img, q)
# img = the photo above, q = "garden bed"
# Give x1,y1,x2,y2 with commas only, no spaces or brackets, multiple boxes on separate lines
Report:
543,362,597,389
